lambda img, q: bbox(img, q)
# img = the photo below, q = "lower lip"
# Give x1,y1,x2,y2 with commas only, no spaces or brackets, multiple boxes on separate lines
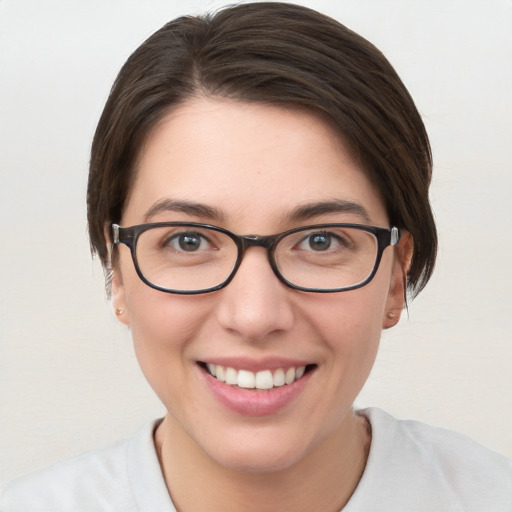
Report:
200,366,313,417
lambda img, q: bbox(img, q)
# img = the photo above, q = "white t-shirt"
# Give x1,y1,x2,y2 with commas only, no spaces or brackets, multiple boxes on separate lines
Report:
1,408,511,511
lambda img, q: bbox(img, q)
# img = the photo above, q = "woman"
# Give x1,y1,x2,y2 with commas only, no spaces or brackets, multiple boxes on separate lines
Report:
1,2,511,510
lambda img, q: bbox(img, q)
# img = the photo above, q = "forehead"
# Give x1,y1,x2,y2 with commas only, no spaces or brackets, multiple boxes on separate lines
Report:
123,98,388,229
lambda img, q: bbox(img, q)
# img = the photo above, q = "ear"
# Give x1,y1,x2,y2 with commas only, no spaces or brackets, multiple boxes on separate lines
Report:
111,270,131,326
382,231,413,329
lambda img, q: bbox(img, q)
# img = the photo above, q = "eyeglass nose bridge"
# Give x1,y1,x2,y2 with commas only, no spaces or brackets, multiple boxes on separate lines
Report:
227,233,283,283
239,233,277,251
237,233,284,264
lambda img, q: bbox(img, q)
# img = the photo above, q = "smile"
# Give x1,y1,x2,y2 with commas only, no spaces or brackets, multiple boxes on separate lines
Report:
203,363,313,390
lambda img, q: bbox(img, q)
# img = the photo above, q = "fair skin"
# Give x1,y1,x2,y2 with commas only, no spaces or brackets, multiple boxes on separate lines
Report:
112,97,409,511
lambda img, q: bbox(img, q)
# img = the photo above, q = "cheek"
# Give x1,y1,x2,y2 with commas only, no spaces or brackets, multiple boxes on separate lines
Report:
323,298,382,379
305,276,389,348
302,274,391,386
119,249,210,350
122,280,209,398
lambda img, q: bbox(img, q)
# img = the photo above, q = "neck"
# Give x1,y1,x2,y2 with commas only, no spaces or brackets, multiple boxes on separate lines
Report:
154,410,371,512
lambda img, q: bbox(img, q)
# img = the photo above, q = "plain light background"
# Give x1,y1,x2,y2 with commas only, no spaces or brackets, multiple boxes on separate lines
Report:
0,0,511,483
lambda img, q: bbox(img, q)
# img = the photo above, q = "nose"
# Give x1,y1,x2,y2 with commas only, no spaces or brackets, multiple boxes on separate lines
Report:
215,247,295,342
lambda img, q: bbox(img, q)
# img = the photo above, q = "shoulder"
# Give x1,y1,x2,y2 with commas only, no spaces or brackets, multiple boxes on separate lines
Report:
0,420,174,512
0,436,134,511
347,407,512,511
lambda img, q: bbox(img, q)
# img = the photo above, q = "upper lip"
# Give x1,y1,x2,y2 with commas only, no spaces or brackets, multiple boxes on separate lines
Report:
198,357,315,372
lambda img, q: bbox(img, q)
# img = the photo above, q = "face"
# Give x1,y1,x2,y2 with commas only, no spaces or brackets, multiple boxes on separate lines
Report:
112,98,406,473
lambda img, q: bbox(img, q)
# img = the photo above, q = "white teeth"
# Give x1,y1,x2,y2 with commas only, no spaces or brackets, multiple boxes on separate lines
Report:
237,370,255,389
273,368,285,387
225,367,238,385
295,366,306,379
285,368,295,385
255,370,273,390
216,365,225,382
206,364,309,389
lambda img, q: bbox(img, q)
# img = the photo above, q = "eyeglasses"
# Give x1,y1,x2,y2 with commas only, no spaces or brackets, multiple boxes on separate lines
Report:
112,222,400,294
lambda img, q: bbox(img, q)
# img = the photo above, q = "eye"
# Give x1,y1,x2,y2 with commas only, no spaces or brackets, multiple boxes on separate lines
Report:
165,232,210,252
298,231,347,252
307,232,332,251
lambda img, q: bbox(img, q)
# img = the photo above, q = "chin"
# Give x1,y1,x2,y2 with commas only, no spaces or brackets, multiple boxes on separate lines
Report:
197,425,316,474
209,445,304,474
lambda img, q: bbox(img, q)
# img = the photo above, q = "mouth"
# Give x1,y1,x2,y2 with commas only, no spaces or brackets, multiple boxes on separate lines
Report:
199,362,317,391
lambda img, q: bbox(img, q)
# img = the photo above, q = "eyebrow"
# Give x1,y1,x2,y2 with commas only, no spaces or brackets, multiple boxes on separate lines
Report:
287,199,371,223
143,198,370,224
144,199,224,222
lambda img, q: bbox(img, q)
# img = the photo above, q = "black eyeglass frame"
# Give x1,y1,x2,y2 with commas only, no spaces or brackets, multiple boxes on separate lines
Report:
112,222,401,295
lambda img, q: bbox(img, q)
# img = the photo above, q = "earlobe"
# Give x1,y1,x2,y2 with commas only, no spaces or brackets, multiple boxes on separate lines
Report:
111,271,131,326
382,231,413,329
382,308,402,329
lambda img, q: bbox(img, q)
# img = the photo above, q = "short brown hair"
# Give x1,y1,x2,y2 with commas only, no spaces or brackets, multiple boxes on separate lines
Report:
87,1,437,297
